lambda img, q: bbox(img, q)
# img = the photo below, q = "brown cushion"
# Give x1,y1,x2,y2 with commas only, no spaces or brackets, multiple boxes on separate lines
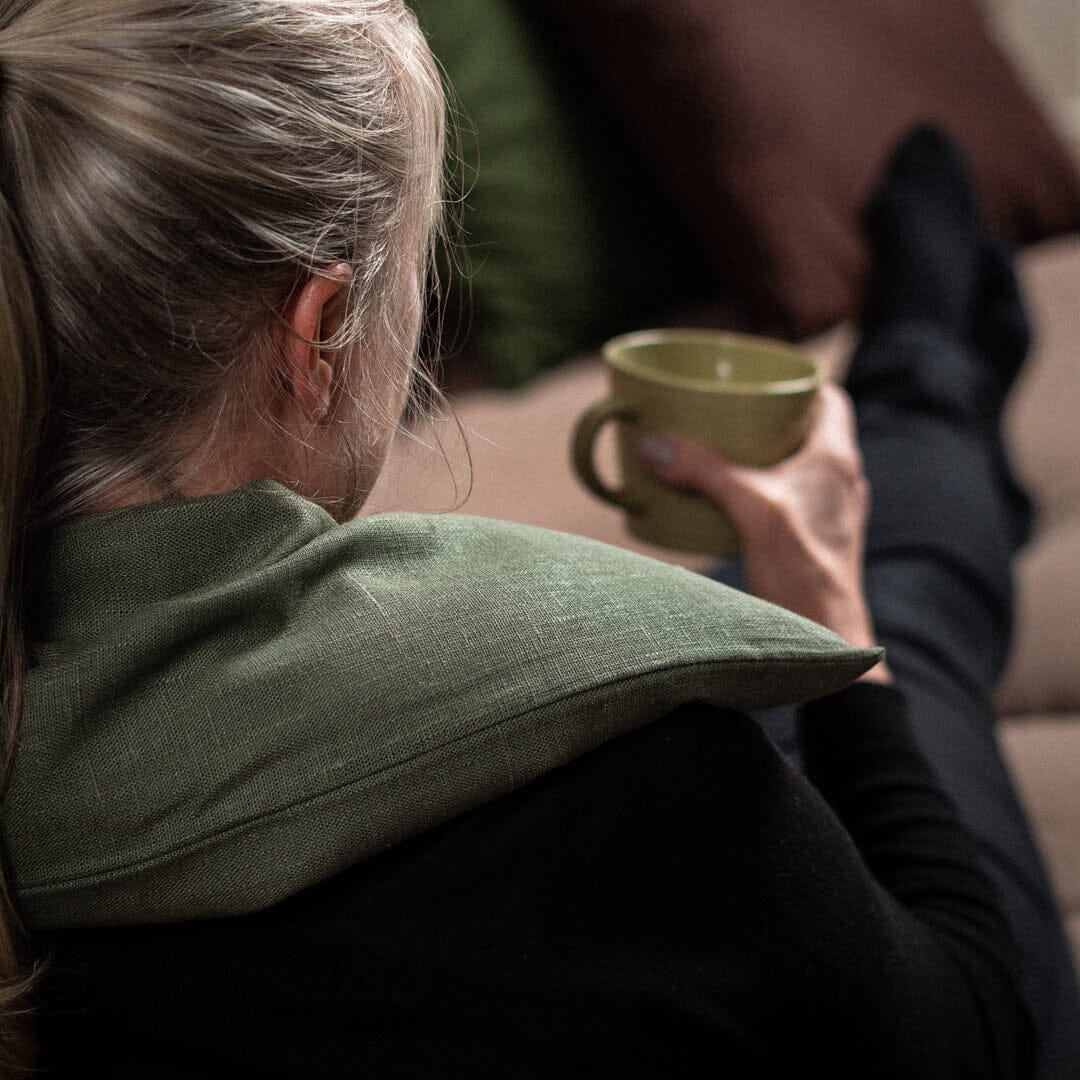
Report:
532,0,1080,337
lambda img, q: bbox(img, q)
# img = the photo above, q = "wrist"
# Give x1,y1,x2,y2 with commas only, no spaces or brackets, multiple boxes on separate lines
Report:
815,593,893,685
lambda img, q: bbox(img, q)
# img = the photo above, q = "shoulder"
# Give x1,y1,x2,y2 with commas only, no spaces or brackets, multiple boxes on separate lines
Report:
355,701,811,914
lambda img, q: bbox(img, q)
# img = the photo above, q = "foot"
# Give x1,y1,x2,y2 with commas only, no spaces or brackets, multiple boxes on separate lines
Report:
856,125,1036,549
859,125,1033,395
861,125,989,338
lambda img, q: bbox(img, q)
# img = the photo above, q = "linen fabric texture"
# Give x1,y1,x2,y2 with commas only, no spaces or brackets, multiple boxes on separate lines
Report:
8,481,877,928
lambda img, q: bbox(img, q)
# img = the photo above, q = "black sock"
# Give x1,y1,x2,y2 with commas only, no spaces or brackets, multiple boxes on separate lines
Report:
860,125,988,339
853,125,1035,550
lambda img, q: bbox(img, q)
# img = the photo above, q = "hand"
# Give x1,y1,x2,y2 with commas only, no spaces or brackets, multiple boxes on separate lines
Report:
639,384,890,683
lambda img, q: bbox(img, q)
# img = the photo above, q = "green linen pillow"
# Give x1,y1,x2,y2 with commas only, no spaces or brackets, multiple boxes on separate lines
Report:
409,0,697,388
10,482,877,927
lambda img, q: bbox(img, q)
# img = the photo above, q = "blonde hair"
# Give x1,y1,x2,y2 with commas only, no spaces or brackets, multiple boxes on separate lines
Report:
0,0,446,1069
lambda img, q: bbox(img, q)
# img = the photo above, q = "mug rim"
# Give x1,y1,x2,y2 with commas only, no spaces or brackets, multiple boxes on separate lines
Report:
601,328,821,395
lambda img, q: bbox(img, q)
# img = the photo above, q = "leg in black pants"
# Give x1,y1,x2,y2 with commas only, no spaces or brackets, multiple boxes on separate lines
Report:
850,128,1079,1079
851,318,1080,1080
744,337,1080,1076
723,128,1080,1077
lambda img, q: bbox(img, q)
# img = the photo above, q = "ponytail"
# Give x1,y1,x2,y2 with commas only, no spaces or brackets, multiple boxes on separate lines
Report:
0,179,47,1073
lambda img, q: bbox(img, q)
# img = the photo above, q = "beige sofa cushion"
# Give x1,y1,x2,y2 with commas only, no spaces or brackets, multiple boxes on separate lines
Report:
999,238,1080,716
998,237,1080,967
999,513,1080,716
1000,716,1080,961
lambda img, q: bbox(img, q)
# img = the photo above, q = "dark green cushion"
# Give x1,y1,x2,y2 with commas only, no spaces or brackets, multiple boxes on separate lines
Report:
409,0,697,387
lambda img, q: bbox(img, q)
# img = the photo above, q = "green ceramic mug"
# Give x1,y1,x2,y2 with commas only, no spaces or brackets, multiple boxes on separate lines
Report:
572,329,822,555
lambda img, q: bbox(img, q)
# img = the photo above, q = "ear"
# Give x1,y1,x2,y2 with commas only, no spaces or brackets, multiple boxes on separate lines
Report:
281,262,353,421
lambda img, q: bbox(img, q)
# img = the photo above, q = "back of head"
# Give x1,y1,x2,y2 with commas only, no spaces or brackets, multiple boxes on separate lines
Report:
0,0,445,1069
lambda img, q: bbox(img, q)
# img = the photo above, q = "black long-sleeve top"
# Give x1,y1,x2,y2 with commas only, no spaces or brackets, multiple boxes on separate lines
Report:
32,682,1033,1077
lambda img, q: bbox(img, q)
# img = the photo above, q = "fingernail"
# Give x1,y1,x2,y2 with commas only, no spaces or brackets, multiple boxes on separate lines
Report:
638,434,677,467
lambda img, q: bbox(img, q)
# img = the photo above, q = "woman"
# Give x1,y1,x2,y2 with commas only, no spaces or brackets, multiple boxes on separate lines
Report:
0,0,1070,1075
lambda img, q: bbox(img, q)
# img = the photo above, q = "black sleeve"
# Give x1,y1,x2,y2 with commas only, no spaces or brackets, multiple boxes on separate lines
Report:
35,687,1033,1079
797,682,1034,1076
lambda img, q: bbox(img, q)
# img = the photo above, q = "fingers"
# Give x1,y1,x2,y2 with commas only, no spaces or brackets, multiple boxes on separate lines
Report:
639,430,793,541
638,385,861,502
638,385,869,552
637,431,747,507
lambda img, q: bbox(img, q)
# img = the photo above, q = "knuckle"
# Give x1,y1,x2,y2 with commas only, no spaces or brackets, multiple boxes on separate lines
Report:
756,488,796,531
828,439,865,486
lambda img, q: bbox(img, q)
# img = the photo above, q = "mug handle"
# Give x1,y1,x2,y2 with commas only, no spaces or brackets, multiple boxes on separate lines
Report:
571,398,642,512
